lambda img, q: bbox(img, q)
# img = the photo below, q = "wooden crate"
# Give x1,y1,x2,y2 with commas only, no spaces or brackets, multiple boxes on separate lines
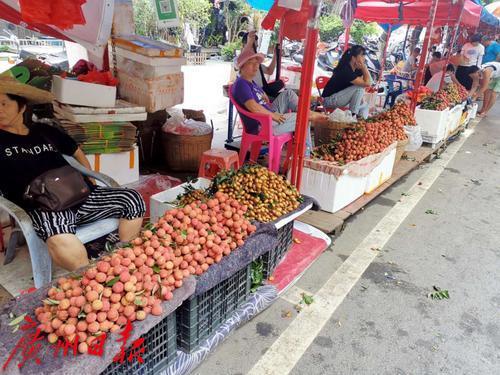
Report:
186,52,208,65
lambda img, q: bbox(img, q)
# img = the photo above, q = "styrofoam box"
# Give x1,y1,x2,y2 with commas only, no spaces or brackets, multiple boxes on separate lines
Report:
115,46,185,66
150,178,211,223
415,106,450,144
447,105,463,134
52,75,116,108
469,103,478,119
117,70,184,113
116,54,185,79
87,145,139,186
365,145,396,193
300,167,368,213
280,65,301,90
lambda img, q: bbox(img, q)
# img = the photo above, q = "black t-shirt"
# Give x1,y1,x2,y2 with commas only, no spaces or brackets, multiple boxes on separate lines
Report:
322,65,363,97
0,123,78,209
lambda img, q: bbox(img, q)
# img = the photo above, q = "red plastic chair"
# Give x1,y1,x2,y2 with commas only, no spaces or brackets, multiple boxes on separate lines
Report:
228,85,294,173
315,76,332,113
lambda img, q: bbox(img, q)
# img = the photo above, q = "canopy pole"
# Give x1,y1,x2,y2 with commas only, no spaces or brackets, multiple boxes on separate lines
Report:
411,0,440,112
438,0,465,91
290,0,322,189
379,24,392,82
344,26,350,51
402,25,410,60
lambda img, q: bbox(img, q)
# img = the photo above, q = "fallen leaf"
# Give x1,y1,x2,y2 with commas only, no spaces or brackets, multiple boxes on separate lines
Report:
301,293,314,305
281,310,292,318
410,224,417,227
293,238,302,244
294,304,303,313
371,247,381,251
425,209,438,215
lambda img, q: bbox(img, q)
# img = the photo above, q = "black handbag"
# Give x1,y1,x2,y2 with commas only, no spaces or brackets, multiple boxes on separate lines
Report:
24,165,91,211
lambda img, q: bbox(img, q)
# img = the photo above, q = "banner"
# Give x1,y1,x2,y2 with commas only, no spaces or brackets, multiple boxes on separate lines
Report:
151,0,180,28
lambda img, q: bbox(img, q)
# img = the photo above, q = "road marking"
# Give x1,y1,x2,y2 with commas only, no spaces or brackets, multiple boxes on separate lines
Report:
247,128,474,375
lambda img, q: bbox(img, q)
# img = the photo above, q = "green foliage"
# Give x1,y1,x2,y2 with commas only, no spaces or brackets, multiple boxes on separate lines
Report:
133,0,159,38
221,40,242,61
205,34,223,47
177,0,212,30
223,0,252,43
319,14,343,42
319,15,379,44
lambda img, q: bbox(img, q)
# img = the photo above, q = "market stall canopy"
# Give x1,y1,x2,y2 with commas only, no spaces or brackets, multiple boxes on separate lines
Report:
354,0,482,28
261,0,309,40
0,0,114,62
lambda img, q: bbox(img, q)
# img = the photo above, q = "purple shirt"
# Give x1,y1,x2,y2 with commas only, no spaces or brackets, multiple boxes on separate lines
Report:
232,77,272,134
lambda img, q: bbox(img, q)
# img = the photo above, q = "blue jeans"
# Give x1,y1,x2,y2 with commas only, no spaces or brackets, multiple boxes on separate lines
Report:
270,90,312,156
323,85,369,118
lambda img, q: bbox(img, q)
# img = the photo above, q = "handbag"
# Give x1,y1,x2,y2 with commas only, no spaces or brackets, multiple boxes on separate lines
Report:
24,165,91,211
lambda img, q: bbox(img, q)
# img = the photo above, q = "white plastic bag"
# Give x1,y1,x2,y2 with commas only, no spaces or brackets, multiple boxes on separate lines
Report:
162,109,212,136
328,108,357,123
404,125,423,151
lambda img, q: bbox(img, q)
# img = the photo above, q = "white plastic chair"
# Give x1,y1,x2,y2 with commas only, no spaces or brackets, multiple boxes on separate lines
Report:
0,156,120,288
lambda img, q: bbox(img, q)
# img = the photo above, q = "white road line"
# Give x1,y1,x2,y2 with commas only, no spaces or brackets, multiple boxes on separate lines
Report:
248,128,474,375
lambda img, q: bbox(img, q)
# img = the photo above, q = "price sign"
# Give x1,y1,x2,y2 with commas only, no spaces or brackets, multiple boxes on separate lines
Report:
151,0,180,28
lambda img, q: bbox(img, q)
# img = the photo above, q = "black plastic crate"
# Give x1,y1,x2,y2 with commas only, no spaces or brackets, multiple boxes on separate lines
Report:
176,265,251,353
258,220,294,279
101,313,177,375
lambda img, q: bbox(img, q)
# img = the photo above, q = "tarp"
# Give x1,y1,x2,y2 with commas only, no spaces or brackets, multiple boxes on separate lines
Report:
354,0,482,28
0,0,114,64
246,0,274,11
261,0,309,40
474,0,500,27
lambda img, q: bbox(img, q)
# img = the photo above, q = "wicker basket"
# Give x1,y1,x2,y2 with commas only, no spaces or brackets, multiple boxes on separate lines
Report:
313,121,355,146
162,131,213,171
396,138,409,162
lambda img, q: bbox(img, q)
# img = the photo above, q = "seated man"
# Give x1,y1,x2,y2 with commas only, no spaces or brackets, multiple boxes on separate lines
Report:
231,47,327,157
402,47,421,76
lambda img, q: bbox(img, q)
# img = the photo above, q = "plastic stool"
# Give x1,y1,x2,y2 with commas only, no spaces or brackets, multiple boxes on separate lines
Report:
198,149,240,178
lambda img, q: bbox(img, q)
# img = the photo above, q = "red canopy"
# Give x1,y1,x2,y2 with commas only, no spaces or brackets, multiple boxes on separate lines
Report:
355,0,481,28
262,0,482,41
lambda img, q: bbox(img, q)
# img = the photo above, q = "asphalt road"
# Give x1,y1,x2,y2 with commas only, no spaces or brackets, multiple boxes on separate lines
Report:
194,102,500,375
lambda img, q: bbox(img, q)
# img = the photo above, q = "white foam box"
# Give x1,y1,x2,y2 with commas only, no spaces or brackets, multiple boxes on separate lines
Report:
116,54,185,80
52,75,116,108
447,105,463,134
365,145,397,194
280,65,302,90
149,178,211,223
469,103,478,119
300,167,368,214
415,106,450,145
87,145,139,186
117,70,184,112
113,36,183,57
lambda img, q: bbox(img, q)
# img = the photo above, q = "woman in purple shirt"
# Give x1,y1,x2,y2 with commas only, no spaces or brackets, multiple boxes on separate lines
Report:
231,47,327,157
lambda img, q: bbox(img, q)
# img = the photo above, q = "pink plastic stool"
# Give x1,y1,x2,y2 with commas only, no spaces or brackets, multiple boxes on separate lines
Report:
198,149,240,179
228,86,294,173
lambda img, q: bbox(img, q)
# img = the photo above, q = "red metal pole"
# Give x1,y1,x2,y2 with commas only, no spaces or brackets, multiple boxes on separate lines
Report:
344,26,350,51
379,24,392,82
290,0,322,189
438,0,465,90
411,0,440,112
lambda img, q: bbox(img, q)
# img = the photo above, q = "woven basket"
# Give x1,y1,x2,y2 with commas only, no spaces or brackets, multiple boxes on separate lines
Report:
396,138,409,162
162,131,213,171
313,121,355,146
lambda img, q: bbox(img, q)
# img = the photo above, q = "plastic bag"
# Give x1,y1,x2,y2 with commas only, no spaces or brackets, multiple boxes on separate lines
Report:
328,108,357,123
19,0,86,30
162,109,212,136
404,125,423,151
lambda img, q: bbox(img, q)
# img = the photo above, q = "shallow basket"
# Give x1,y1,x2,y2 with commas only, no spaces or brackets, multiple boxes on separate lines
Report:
161,131,213,171
100,313,177,375
176,265,251,353
313,121,354,147
395,138,409,162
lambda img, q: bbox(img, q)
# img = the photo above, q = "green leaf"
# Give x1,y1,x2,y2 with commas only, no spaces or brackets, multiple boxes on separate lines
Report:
78,311,87,319
105,276,120,287
134,298,143,306
301,293,314,305
181,230,188,239
8,313,27,326
152,265,161,274
425,209,438,215
43,298,60,306
69,273,83,280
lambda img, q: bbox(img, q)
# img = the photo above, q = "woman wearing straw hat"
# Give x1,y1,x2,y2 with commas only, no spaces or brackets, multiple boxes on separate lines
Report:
231,47,328,157
0,75,145,272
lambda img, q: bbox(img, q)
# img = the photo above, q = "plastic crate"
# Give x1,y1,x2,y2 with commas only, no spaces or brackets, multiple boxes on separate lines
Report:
101,313,177,375
176,265,251,353
257,221,294,279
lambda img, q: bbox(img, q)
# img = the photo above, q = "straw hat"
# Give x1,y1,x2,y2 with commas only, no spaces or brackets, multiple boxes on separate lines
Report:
236,46,265,70
0,74,54,104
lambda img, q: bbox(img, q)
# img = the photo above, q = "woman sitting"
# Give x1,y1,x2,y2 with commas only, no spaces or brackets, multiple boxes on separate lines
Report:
231,47,327,157
0,76,146,272
321,45,372,118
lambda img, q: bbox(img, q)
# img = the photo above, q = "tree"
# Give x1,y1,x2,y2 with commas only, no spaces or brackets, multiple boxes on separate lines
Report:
177,0,212,35
222,0,252,43
133,0,159,38
319,14,379,44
